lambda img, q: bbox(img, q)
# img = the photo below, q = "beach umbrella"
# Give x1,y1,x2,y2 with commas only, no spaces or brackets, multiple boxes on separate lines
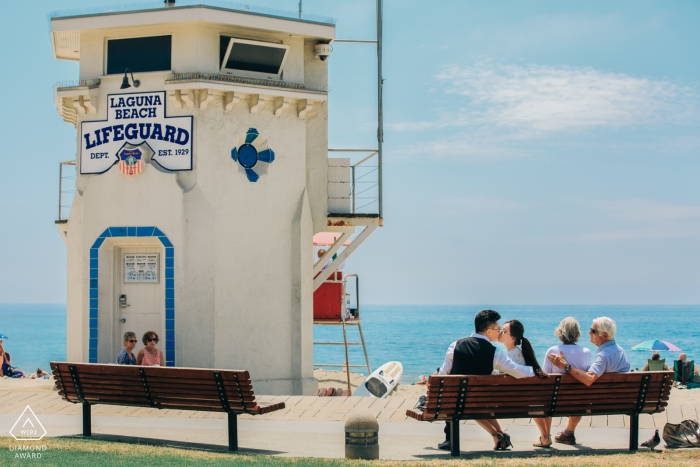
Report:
313,232,351,247
632,340,681,351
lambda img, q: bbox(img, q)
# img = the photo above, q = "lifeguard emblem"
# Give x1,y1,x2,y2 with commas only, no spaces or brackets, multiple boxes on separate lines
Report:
230,128,275,182
118,148,144,176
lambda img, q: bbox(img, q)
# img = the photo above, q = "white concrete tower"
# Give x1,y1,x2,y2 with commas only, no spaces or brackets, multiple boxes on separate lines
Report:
51,2,380,395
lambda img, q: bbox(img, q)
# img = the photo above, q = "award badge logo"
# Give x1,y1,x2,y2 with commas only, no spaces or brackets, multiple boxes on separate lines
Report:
10,406,47,441
117,142,154,177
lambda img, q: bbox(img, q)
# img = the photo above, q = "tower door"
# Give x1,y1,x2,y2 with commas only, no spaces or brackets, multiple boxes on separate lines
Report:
117,247,164,357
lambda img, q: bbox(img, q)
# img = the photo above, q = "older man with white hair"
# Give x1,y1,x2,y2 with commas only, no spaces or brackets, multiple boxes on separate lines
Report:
547,316,630,445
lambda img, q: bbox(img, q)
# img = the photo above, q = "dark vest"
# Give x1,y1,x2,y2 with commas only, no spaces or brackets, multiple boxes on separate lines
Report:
450,336,496,375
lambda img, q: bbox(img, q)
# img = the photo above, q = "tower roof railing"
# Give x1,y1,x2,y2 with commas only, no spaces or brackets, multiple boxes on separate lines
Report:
50,1,336,26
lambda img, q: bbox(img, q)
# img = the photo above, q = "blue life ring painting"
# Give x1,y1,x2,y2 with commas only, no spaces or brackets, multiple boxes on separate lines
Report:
231,128,275,182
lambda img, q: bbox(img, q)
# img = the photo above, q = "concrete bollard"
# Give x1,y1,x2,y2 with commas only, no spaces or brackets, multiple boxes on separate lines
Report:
344,411,379,459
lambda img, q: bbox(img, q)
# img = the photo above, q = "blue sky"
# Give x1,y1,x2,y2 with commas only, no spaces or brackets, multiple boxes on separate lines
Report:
0,0,698,304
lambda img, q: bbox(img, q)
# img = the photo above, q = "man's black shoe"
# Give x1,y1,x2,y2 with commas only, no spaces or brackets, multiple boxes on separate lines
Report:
437,440,451,451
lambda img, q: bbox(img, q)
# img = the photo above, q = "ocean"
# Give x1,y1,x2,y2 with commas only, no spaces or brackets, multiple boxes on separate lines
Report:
1,304,698,382
314,304,700,382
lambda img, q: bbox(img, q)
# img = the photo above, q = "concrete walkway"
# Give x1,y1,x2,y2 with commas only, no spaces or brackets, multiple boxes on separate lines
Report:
0,412,661,459
1,382,697,459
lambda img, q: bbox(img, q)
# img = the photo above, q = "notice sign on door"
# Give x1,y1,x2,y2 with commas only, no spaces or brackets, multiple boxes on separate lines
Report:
80,91,193,174
124,254,159,283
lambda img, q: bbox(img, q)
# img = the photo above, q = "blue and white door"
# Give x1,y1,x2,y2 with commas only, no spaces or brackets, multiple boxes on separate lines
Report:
116,247,164,359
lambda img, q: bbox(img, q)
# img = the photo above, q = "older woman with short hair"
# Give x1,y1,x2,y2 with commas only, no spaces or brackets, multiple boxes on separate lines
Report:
116,332,138,365
531,318,592,448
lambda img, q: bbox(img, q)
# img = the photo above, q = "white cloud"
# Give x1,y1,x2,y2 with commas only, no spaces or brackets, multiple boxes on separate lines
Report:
388,136,532,160
600,199,700,221
390,61,697,138
566,226,699,242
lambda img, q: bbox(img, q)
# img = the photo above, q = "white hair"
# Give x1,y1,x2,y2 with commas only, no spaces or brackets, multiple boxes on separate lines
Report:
592,316,616,340
554,317,581,344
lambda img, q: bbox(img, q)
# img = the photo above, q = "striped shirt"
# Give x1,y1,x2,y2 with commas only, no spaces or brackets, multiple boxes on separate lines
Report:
141,348,162,366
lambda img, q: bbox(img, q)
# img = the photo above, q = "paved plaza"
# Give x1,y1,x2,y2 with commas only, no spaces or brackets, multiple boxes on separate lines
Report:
1,381,697,459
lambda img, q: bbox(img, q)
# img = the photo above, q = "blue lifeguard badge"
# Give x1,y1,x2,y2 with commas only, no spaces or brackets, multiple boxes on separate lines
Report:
115,142,154,177
118,147,143,177
231,128,275,182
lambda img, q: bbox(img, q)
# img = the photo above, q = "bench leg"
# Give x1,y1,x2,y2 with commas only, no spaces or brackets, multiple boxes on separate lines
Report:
629,413,639,451
82,403,91,437
449,419,460,457
228,412,238,451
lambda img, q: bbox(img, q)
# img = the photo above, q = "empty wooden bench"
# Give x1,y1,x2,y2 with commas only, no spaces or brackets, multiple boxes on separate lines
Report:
407,371,673,456
50,362,285,451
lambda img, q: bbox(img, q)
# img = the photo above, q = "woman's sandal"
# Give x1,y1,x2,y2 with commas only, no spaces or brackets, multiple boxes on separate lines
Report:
533,435,552,448
500,432,513,450
494,432,513,450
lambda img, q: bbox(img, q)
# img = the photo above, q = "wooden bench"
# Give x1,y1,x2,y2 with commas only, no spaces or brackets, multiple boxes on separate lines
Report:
50,362,285,451
406,371,673,456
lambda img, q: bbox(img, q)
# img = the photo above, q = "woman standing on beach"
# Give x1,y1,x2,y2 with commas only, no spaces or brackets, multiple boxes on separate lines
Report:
498,320,549,446
136,331,165,366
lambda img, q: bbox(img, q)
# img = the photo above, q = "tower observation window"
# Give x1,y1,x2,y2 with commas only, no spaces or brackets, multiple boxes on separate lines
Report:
219,36,289,79
107,36,172,75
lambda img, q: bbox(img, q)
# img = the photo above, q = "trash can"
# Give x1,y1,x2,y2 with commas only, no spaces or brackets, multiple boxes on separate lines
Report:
345,411,379,459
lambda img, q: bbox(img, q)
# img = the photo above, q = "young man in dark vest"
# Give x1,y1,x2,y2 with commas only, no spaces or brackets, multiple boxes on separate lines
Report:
436,309,534,451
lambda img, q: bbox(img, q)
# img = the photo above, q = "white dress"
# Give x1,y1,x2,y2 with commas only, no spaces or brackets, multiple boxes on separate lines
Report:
507,347,526,366
492,347,527,374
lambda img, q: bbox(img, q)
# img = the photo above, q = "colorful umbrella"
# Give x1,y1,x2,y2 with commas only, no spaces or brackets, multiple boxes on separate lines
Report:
632,340,681,351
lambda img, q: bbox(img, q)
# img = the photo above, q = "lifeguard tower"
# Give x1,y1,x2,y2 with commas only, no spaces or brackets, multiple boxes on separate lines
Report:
51,0,384,395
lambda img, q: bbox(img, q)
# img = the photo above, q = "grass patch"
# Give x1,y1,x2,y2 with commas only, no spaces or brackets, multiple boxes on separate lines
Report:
1,437,699,466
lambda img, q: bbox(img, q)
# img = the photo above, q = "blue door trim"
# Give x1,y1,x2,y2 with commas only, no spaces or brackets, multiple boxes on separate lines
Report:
89,227,175,366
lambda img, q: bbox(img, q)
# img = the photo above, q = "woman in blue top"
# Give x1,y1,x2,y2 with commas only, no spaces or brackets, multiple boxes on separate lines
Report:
116,332,138,365
1,339,24,378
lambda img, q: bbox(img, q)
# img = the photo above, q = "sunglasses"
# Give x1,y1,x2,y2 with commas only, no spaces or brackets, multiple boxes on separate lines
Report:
147,337,159,343
128,340,138,343
589,328,597,334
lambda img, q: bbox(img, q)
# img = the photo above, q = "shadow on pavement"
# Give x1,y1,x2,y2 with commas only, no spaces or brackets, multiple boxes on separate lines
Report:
57,434,287,456
412,446,633,460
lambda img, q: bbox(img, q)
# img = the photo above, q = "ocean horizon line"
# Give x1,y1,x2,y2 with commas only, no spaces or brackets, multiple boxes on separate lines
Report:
1,303,699,307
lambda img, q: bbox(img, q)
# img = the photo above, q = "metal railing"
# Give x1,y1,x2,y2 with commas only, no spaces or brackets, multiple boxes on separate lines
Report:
57,161,76,223
328,149,380,217
327,0,384,218
166,72,328,93
55,79,101,90
49,1,336,25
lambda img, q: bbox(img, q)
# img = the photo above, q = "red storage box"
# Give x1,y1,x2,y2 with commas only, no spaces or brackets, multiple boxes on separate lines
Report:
313,272,343,320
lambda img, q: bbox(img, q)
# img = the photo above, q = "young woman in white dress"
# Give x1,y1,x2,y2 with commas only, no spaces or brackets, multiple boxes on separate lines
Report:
498,320,550,447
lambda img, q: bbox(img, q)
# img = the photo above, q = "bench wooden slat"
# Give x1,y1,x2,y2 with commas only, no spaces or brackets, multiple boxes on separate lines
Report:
61,374,253,390
59,382,257,401
447,372,670,386
51,362,251,380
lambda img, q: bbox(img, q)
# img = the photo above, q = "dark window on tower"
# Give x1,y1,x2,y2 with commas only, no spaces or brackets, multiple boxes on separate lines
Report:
107,36,172,75
219,36,289,77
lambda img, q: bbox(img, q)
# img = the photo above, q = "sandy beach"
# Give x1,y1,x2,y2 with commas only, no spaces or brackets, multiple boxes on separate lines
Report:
315,369,427,398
